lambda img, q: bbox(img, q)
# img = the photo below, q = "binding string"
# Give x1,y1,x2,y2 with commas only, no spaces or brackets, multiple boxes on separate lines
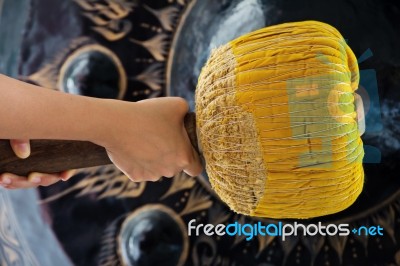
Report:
195,21,364,218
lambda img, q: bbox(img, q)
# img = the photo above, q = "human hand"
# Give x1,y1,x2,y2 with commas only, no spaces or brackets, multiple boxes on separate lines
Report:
99,97,203,182
0,139,76,189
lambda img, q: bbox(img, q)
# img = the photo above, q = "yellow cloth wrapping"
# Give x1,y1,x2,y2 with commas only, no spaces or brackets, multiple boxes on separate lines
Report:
196,21,364,219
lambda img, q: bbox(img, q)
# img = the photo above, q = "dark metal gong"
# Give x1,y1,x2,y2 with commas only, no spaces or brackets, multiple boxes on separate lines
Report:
0,0,399,265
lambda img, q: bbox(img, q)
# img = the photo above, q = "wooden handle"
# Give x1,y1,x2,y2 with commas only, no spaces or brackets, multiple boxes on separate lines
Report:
0,112,198,176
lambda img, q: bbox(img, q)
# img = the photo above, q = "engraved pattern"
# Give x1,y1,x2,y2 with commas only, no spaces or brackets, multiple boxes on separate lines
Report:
98,215,124,266
0,189,39,266
26,37,93,89
40,165,146,204
6,0,400,265
130,33,169,62
143,4,179,31
160,171,196,200
73,0,135,41
179,186,213,216
130,62,164,92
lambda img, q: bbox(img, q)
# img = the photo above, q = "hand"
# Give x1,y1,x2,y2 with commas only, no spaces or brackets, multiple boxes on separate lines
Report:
0,139,76,189
100,97,203,182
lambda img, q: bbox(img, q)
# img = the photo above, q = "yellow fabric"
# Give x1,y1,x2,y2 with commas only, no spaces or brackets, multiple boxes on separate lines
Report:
230,21,364,218
195,20,364,219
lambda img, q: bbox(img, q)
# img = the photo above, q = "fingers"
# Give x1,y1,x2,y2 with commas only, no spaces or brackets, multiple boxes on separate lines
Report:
0,173,46,189
0,174,18,189
10,139,31,159
59,169,77,181
28,173,63,187
127,168,162,182
0,170,77,189
183,146,203,177
173,97,190,114
181,120,203,177
167,97,202,177
103,96,199,183
3,139,78,189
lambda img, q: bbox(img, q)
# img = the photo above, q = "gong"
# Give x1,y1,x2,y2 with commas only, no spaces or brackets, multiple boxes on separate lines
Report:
0,0,399,265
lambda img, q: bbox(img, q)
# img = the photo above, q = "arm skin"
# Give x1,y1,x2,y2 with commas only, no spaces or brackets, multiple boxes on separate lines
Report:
0,74,202,189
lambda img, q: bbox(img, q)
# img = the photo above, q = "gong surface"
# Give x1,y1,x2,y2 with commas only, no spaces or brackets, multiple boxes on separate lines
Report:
1,0,399,265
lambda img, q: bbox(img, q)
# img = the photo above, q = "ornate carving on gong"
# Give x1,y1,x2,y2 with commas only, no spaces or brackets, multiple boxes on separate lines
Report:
1,0,398,265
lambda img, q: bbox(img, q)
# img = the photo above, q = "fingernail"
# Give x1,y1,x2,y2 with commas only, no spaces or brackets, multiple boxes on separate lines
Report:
67,169,77,178
30,176,41,183
62,169,77,181
16,143,30,159
1,176,12,185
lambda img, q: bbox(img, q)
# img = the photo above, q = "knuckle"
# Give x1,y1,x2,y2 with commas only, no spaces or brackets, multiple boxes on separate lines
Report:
127,175,140,182
121,168,138,181
40,179,57,187
175,97,189,109
162,171,175,178
126,173,140,182
150,176,161,182
143,174,156,182
141,170,160,182
178,154,191,168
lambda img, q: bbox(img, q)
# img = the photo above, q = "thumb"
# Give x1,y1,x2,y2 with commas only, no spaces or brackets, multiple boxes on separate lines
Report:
10,139,31,159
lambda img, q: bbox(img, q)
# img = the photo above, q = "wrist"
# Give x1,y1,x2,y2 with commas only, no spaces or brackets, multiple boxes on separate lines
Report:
88,98,136,148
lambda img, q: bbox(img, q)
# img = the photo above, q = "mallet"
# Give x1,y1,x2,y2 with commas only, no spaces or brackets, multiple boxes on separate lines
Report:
0,21,365,219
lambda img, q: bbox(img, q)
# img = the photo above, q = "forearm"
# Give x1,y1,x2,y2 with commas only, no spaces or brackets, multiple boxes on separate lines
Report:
0,74,116,143
0,78,203,184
